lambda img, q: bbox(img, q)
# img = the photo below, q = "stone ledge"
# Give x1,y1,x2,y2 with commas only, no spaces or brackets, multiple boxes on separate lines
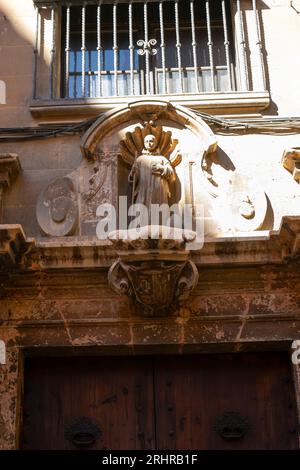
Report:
31,216,300,269
1,215,300,271
1,317,299,350
30,92,270,120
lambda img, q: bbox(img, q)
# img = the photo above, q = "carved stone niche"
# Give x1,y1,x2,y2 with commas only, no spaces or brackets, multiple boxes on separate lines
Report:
108,227,199,316
36,100,218,238
282,147,300,183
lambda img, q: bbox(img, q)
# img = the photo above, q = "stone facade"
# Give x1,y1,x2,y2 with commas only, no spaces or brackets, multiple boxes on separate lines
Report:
1,0,300,449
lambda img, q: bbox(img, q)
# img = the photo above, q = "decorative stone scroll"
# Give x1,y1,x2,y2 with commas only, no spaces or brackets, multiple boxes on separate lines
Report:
282,147,300,183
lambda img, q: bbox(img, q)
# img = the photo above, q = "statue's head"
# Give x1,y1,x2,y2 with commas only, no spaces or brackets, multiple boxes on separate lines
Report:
144,134,157,152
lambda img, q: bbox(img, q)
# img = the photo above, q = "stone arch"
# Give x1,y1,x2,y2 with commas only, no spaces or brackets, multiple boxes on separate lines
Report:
80,100,217,160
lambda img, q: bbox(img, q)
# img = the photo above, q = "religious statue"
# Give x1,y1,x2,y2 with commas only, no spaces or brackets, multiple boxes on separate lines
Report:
120,123,181,209
128,134,176,206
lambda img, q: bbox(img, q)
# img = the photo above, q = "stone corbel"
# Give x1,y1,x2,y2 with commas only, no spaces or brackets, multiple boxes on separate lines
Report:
108,227,199,316
0,154,21,222
282,147,300,183
0,225,35,270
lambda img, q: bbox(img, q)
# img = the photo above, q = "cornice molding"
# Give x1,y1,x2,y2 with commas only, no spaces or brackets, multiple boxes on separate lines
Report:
1,216,300,272
30,92,270,121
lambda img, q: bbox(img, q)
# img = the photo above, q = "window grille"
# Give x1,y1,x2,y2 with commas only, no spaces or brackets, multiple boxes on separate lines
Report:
33,0,266,100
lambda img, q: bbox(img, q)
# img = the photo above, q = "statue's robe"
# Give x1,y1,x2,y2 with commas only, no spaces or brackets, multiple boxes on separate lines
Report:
132,154,175,207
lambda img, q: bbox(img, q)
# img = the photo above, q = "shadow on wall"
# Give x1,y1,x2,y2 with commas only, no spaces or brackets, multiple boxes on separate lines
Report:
241,0,278,115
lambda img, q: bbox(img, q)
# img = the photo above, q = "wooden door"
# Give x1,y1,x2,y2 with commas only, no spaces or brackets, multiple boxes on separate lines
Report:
21,356,155,450
154,353,298,450
21,352,298,450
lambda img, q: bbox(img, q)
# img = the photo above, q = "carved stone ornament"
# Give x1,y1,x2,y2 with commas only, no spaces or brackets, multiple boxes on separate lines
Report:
0,224,34,270
0,153,21,189
108,229,199,317
200,152,268,234
120,122,181,167
282,147,300,183
36,177,78,236
0,154,21,223
109,259,198,316
212,172,267,233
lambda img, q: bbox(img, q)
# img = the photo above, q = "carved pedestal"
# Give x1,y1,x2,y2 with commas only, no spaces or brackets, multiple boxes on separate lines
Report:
108,226,199,316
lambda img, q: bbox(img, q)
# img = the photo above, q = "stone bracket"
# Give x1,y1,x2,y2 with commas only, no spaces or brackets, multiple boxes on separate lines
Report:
0,225,35,270
0,154,21,190
108,257,199,316
282,147,300,183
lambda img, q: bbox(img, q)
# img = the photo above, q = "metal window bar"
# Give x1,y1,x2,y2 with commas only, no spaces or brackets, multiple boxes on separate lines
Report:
50,6,56,99
174,0,183,93
252,0,265,90
189,0,199,93
236,0,249,91
113,2,119,96
159,1,167,94
205,0,215,92
65,5,71,98
97,3,102,97
88,50,93,96
73,51,77,97
221,0,232,91
81,4,86,97
144,2,150,94
128,2,135,95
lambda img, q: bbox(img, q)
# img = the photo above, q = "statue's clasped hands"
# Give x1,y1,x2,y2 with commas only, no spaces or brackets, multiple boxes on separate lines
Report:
151,161,165,176
152,161,174,179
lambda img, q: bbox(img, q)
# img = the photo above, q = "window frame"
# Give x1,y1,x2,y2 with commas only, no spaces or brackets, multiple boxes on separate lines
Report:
31,0,270,118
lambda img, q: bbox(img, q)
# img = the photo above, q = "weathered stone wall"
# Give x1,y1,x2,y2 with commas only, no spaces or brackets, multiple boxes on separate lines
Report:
0,345,21,450
1,262,300,349
1,0,300,450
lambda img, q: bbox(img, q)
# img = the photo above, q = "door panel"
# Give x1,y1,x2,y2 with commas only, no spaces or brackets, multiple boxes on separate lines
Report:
21,356,155,450
154,353,298,450
21,352,298,450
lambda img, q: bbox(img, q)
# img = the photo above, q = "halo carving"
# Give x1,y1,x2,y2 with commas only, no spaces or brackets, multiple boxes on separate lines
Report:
119,123,182,168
